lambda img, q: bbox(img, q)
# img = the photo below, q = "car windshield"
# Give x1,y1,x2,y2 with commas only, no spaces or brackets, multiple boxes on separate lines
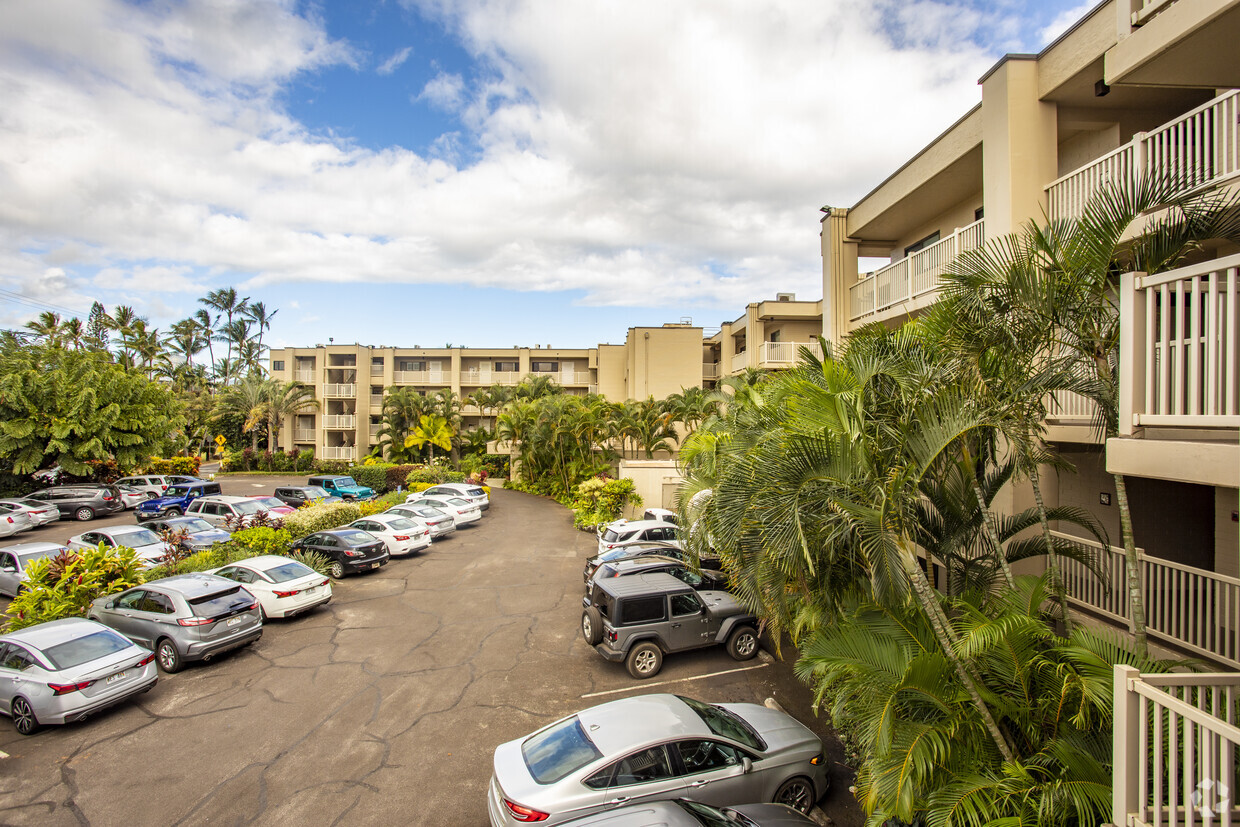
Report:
17,499,51,508
602,528,637,543
176,519,215,533
383,518,417,531
446,498,469,506
675,801,747,827
677,697,766,752
118,529,163,548
18,546,67,565
263,562,316,583
41,629,131,670
336,477,358,487
306,488,331,500
165,485,196,497
251,497,284,509
334,529,375,546
521,716,602,784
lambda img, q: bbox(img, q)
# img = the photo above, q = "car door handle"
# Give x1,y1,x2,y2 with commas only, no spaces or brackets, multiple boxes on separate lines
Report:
671,623,682,629
606,797,631,805
688,779,712,788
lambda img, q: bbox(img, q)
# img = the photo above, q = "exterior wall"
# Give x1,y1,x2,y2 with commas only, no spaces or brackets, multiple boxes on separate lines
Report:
618,459,684,514
884,194,984,261
1217,487,1240,578
595,344,628,400
622,326,704,400
764,319,822,343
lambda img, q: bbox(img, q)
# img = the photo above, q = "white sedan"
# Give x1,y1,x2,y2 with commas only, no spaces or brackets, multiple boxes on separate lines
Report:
406,495,481,527
67,525,175,567
347,515,431,557
209,555,331,619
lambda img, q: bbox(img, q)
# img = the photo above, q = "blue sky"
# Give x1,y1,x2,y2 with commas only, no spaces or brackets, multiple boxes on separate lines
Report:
0,0,1092,349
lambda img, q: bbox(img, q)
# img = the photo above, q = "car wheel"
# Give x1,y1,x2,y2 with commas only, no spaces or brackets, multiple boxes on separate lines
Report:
156,638,183,674
581,607,603,646
10,697,39,735
625,642,663,679
774,776,816,813
726,626,759,661
329,560,345,579
74,507,94,522
166,508,183,516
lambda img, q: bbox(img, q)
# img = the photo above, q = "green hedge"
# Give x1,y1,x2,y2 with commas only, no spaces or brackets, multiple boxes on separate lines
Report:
142,456,202,476
344,464,392,493
405,467,467,486
282,502,361,539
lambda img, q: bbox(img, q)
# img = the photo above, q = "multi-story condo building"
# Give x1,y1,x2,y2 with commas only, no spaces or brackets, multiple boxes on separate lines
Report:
815,5,1240,817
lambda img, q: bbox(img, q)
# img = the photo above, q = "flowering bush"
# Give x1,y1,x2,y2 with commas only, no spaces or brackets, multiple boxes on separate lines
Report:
571,477,642,531
4,545,145,631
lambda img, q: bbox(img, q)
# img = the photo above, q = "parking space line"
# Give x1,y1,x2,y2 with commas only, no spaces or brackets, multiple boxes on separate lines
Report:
580,663,769,699
0,750,8,759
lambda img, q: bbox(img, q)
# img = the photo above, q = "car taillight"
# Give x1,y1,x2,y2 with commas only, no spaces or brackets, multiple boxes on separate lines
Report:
102,494,114,501
4,516,11,524
178,616,214,626
810,752,825,765
502,799,549,823
344,549,363,557
393,535,409,541
49,680,94,695
273,589,300,598
137,653,156,667
606,630,617,642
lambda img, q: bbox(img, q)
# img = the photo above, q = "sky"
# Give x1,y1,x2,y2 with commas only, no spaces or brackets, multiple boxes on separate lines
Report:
0,0,1094,350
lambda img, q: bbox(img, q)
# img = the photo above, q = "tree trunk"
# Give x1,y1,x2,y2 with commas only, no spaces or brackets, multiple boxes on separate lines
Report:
1030,468,1072,634
901,543,1015,763
969,475,1016,589
1113,473,1148,655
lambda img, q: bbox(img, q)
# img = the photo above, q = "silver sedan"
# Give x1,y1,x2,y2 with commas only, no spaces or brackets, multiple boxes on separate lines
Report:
488,694,829,826
0,542,71,597
0,618,158,735
0,498,61,528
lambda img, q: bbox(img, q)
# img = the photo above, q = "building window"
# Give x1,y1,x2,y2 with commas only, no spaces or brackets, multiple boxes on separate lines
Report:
768,331,780,343
904,232,940,257
271,360,284,372
974,206,985,221
494,361,519,372
531,361,559,372
398,360,425,372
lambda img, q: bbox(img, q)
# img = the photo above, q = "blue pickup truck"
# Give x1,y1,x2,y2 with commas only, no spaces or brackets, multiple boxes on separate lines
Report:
306,475,375,501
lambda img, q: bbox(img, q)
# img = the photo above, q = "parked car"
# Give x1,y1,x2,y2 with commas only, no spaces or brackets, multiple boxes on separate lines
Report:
0,618,158,735
142,516,232,551
413,483,489,512
210,555,331,620
184,495,269,528
290,528,389,579
0,506,34,538
272,486,341,508
68,525,176,567
405,495,481,527
163,475,204,486
640,508,679,525
581,572,758,679
348,514,432,557
0,542,70,597
246,496,296,517
385,504,456,538
306,475,375,501
583,543,721,584
596,520,680,555
0,498,61,528
113,475,170,497
487,693,829,825
587,556,729,594
87,574,263,673
556,799,817,827
28,484,126,522
135,480,223,522
115,484,156,510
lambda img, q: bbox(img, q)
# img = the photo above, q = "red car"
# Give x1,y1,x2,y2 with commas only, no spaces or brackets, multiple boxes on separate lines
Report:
248,496,296,517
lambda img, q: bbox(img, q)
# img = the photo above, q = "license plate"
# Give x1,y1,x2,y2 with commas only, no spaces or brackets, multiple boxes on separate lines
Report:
305,587,316,595
105,670,127,684
226,617,242,627
368,562,379,569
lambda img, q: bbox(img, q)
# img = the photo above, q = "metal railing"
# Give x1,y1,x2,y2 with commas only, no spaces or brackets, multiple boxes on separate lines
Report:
1047,89,1240,222
758,340,824,367
319,446,355,461
1119,255,1240,434
848,219,985,322
293,429,315,442
703,362,720,379
731,351,749,374
1056,530,1240,668
1113,666,1240,827
322,384,356,398
323,415,356,429
293,370,316,383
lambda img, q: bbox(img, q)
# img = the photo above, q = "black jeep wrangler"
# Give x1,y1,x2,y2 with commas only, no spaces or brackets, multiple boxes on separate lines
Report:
581,572,760,679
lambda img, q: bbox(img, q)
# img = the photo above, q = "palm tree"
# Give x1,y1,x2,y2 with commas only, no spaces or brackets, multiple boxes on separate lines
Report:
431,389,463,468
199,288,249,367
407,414,453,463
212,373,271,451
264,380,318,450
61,318,85,351
373,388,429,462
24,312,63,346
192,309,216,376
243,301,277,353
166,319,208,368
514,373,559,400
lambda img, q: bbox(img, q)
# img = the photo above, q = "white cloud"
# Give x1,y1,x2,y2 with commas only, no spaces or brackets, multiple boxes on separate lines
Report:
377,45,412,75
0,0,1075,335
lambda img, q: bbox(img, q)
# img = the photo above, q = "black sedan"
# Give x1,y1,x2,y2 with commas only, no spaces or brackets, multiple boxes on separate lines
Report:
583,542,722,585
290,528,389,579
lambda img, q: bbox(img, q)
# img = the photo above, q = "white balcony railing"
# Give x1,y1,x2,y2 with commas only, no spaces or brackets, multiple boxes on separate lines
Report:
1047,89,1240,222
1056,530,1240,668
1044,389,1097,422
758,340,824,367
293,429,315,442
1113,667,1240,827
370,394,383,408
392,371,428,384
323,415,356,429
462,369,522,386
369,424,381,438
322,384,356,398
731,351,749,374
849,219,985,322
703,362,720,379
560,371,593,385
1119,254,1240,434
294,370,316,383
319,446,354,461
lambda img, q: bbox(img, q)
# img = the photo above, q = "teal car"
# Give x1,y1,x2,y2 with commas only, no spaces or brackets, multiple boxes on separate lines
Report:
306,475,375,501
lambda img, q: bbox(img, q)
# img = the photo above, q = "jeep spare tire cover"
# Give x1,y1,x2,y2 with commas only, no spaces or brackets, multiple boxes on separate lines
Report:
582,606,603,645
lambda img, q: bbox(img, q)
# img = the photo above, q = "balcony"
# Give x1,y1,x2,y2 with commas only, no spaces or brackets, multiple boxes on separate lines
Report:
731,351,749,374
758,340,824,368
559,371,593,385
293,429,315,443
848,219,985,324
319,446,354,461
323,415,356,430
370,394,383,409
369,424,381,439
294,370,316,383
703,362,720,379
1047,89,1240,222
370,364,384,377
322,384,356,398
462,369,521,386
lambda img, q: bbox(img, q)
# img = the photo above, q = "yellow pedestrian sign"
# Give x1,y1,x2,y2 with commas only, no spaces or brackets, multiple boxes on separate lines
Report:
215,434,227,447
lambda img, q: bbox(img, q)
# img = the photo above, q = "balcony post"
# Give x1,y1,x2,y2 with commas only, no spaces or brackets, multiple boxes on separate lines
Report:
1119,271,1147,435
1132,131,1147,191
1112,664,1140,826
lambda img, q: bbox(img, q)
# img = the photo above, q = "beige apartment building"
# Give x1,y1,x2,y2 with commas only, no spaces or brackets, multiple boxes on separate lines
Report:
813,3,1240,820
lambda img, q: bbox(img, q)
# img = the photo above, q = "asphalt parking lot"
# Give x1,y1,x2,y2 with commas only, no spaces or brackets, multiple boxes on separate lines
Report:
0,479,862,826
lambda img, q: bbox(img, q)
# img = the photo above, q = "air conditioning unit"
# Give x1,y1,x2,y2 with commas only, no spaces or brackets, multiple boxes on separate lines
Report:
776,292,795,302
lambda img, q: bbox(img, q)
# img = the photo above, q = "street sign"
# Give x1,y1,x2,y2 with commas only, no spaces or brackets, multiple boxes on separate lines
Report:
215,434,227,447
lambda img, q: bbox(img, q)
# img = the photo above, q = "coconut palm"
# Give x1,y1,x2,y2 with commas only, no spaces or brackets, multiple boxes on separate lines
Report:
199,288,249,367
265,380,319,450
243,301,277,353
372,388,429,463
212,373,271,451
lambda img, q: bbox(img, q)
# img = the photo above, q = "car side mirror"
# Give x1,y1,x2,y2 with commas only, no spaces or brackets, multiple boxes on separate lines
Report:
740,757,753,774
104,600,115,609
1,564,16,573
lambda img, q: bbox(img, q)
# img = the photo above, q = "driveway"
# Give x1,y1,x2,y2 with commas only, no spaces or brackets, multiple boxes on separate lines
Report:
0,486,862,826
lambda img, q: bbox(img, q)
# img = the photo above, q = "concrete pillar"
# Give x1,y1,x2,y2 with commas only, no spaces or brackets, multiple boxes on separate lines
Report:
981,57,1058,237
820,207,857,343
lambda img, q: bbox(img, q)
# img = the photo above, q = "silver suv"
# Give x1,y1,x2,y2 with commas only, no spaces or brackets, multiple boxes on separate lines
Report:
88,574,263,673
185,495,268,528
581,572,759,679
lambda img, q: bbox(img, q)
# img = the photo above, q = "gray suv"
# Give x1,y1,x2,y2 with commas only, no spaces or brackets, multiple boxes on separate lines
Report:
27,485,125,521
581,572,760,679
88,574,263,673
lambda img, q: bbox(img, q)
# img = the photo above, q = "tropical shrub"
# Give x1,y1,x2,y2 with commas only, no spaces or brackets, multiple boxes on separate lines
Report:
571,476,641,531
282,502,361,538
384,464,420,491
289,549,332,577
4,545,144,631
227,526,293,557
143,456,202,476
345,463,393,493
359,491,407,516
480,454,510,478
404,467,466,486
